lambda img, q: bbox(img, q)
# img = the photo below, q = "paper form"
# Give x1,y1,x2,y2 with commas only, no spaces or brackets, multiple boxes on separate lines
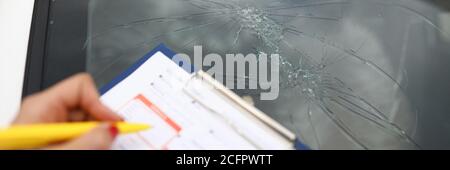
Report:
101,51,293,150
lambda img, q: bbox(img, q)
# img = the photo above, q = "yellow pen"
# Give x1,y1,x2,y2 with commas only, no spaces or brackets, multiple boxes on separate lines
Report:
0,122,150,150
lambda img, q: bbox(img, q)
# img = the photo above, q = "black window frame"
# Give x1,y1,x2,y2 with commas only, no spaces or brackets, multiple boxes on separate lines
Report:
23,0,88,98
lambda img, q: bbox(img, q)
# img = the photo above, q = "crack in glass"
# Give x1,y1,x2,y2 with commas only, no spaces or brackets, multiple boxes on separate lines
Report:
86,0,450,149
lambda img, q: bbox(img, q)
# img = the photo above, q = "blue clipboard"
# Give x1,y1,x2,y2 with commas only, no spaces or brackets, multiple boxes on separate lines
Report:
99,43,310,150
99,43,195,95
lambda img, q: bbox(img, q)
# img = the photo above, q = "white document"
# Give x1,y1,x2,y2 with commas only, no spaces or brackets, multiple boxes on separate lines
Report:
100,50,295,150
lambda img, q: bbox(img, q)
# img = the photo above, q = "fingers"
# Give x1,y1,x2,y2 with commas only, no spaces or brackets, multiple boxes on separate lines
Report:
67,111,88,122
14,92,68,124
15,73,122,124
46,123,119,150
43,73,123,121
15,73,123,149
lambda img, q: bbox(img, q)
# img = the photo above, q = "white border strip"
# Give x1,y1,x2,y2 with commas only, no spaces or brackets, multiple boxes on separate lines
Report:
0,0,35,126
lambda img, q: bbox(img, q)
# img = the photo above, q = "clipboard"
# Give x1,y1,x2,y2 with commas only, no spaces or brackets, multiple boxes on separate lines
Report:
99,43,309,150
187,71,309,150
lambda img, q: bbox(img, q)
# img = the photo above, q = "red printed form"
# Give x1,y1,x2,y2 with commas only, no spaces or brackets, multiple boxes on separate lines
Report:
100,52,293,150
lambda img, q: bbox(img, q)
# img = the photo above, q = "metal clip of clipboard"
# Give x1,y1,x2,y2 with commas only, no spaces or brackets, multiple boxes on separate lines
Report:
182,70,303,149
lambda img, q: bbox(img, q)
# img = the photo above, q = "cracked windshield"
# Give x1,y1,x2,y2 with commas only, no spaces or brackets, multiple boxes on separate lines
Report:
85,0,450,149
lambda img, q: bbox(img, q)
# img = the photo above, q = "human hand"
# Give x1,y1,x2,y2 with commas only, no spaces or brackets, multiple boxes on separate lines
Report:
13,73,123,149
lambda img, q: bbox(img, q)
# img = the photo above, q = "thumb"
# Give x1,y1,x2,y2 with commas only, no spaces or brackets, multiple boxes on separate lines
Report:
46,123,119,150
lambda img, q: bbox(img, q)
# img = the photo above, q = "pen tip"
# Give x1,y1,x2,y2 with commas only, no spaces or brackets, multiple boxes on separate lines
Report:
118,122,151,133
